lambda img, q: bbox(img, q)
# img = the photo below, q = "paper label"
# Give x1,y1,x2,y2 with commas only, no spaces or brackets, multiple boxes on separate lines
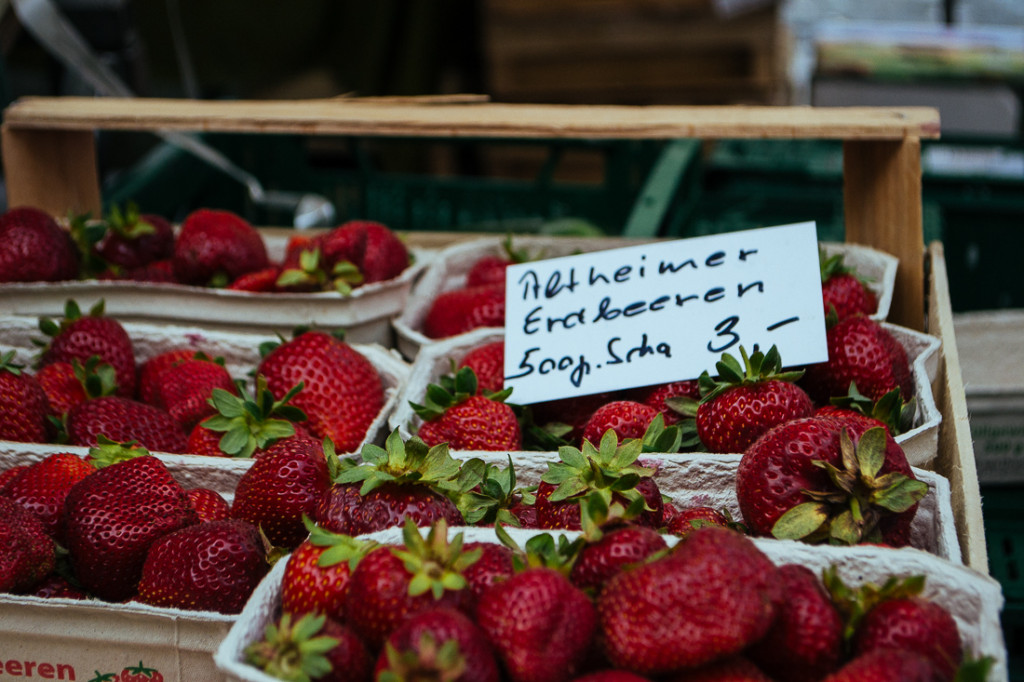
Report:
503,222,828,404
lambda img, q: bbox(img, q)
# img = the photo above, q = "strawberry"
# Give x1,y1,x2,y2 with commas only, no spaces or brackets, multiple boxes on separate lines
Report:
137,349,200,407
696,345,813,453
475,565,597,682
246,612,373,682
412,367,522,451
580,400,659,447
422,283,506,339
155,356,236,430
116,661,165,682
571,673,653,682
258,330,384,453
231,436,330,549
820,249,878,321
826,571,963,682
350,220,410,284
63,455,198,601
344,520,481,649
0,496,55,593
663,505,740,538
625,379,701,426
280,521,377,620
0,464,28,491
227,266,282,292
815,385,915,437
92,203,174,271
737,417,926,547
466,235,529,288
461,541,514,604
375,607,501,682
188,376,308,458
2,451,93,542
0,206,79,282
531,392,615,446
597,526,781,674
822,648,944,682
137,518,269,614
0,351,52,443
37,299,136,398
745,564,844,682
800,316,913,405
29,574,88,599
110,258,178,283
172,208,269,286
67,396,188,454
570,521,668,593
535,431,664,530
325,429,465,535
36,357,117,418
459,341,505,395
186,487,231,523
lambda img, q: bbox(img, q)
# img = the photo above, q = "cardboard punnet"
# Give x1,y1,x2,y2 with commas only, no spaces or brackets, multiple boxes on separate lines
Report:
0,315,412,462
0,232,431,345
215,525,1008,682
392,236,900,361
389,320,943,467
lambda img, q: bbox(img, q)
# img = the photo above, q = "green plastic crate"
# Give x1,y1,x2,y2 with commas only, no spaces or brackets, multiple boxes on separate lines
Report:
982,485,1024,680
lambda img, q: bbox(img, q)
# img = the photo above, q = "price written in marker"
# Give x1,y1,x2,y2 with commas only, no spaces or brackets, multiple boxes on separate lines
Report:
502,222,829,404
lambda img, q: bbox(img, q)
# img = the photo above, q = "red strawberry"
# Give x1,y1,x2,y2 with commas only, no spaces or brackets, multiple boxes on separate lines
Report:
156,357,236,430
820,250,878,321
137,349,200,407
351,220,409,283
571,673,653,682
67,396,188,454
375,607,501,682
570,522,668,593
35,357,117,418
113,258,178,283
475,565,597,682
0,351,52,443
597,526,781,674
246,613,373,682
461,541,514,604
580,400,659,447
92,204,174,271
37,299,136,398
459,341,505,394
737,417,926,547
800,316,913,404
466,255,512,288
30,574,88,599
746,564,844,682
422,283,506,339
227,266,282,292
172,208,269,286
0,206,79,282
0,496,55,593
535,432,663,530
258,330,384,453
280,522,376,620
531,392,614,445
625,379,701,426
696,345,813,453
0,464,28,491
664,505,737,538
63,455,198,601
137,518,269,614
344,520,479,649
187,376,309,458
186,487,231,523
413,367,521,451
851,585,963,682
822,648,944,682
116,661,165,682
230,436,330,549
813,384,915,438
2,452,93,542
324,430,465,535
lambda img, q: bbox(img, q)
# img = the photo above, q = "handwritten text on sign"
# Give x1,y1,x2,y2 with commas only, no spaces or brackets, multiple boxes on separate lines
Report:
502,222,829,404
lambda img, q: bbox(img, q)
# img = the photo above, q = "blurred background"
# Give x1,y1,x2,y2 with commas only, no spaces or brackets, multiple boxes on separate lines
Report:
0,0,1022,309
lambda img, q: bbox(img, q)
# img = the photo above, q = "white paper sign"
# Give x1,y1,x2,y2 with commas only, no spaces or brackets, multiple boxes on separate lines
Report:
503,222,829,404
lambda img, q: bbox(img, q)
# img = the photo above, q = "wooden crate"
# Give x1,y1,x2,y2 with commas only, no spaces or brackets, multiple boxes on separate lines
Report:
0,97,986,570
482,0,784,105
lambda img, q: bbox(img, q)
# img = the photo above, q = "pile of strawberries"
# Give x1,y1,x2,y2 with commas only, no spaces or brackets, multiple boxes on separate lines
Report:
0,204,410,293
244,518,980,682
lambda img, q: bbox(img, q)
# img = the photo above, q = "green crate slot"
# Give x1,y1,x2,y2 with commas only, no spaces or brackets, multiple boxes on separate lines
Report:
982,486,1024,681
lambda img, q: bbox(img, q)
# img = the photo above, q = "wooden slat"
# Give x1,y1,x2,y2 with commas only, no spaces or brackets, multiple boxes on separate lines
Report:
927,242,988,572
843,138,926,331
2,97,941,141
1,128,101,217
